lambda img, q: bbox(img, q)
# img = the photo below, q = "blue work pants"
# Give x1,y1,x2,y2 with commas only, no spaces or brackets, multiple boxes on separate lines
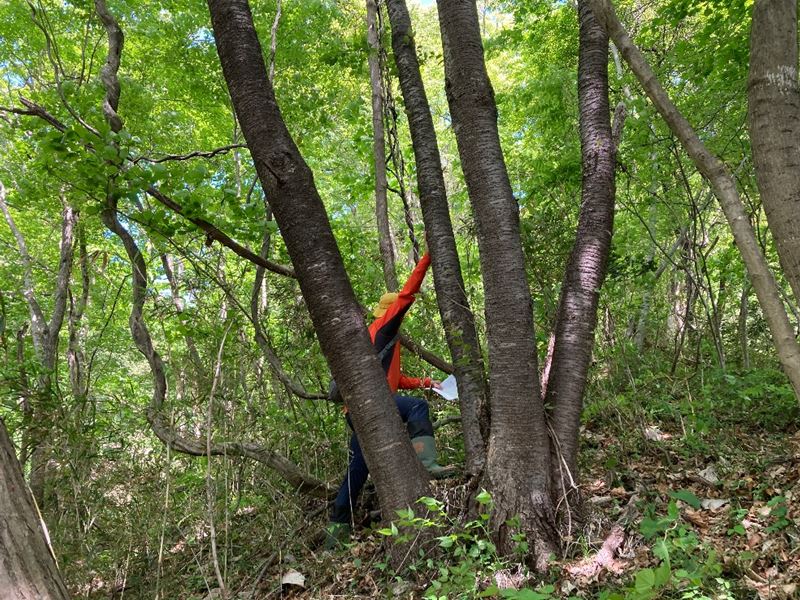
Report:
330,394,433,524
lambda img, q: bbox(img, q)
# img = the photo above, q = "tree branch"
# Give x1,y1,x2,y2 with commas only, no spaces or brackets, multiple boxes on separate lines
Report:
94,0,123,133
132,144,248,164
0,180,47,351
93,2,330,497
0,97,296,279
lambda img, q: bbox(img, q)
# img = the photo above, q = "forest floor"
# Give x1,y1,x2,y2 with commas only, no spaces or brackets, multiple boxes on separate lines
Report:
253,370,800,599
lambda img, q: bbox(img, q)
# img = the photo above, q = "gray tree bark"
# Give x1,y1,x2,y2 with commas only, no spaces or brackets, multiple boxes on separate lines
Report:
587,0,800,401
385,0,489,476
436,0,556,565
367,0,399,292
0,419,70,600
0,182,76,508
748,0,800,303
206,0,430,532
546,0,617,501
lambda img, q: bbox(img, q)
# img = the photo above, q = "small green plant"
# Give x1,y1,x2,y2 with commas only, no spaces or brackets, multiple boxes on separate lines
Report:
614,497,736,599
765,496,791,533
375,491,557,600
727,507,748,536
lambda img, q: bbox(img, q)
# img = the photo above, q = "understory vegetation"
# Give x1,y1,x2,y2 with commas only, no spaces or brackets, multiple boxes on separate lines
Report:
1,0,799,597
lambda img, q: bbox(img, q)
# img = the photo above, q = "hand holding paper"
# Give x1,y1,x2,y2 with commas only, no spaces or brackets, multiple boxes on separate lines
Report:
431,374,458,401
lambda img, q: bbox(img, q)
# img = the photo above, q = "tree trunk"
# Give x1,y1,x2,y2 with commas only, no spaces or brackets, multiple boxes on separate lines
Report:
0,419,70,600
436,0,556,565
748,0,800,303
206,0,430,530
0,185,77,508
587,0,800,401
367,0,399,292
739,279,751,369
67,222,90,406
385,0,489,476
546,0,616,500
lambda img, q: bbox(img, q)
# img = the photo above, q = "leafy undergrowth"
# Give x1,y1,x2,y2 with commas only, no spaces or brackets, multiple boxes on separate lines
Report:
248,368,800,599
83,367,797,599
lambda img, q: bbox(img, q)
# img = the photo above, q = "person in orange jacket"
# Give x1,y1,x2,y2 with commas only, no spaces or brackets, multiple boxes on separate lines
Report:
325,253,455,548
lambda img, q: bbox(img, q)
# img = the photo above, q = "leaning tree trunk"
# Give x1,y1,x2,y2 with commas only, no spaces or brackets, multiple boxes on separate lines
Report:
546,0,616,503
367,0,399,292
587,0,800,401
0,419,70,600
385,0,489,476
436,0,557,566
206,0,430,529
748,0,800,303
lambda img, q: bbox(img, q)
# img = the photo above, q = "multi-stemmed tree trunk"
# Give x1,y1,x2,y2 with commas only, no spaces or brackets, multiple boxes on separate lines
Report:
587,0,800,401
0,419,70,600
385,0,488,476
545,0,617,501
206,0,430,531
436,0,557,564
748,0,800,303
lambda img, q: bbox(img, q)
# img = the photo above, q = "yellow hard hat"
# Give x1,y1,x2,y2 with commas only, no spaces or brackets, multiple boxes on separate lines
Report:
373,292,399,318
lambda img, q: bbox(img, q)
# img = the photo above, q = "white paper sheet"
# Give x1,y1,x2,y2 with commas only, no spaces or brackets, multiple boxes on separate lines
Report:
431,374,458,401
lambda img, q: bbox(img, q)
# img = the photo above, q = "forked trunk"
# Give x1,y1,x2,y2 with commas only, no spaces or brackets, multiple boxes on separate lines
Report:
546,0,616,500
436,0,557,565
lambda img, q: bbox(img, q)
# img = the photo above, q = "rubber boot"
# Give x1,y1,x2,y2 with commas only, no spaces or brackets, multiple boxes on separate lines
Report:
322,522,351,550
411,435,457,479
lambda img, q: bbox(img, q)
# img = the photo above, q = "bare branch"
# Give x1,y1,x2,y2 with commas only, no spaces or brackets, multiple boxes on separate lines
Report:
103,196,332,497
145,186,296,278
268,0,282,84
92,0,327,496
398,333,453,374
26,0,100,136
132,144,248,165
47,202,78,350
250,227,326,399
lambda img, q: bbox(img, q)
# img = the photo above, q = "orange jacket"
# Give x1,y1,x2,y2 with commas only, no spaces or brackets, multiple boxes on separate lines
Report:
368,253,432,393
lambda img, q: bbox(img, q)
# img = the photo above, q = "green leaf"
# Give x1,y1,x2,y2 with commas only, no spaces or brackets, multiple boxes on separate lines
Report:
476,489,492,505
634,568,656,593
670,489,701,509
654,562,671,587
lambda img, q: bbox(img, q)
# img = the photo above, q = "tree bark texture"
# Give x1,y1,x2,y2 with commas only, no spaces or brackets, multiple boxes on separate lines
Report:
0,419,70,600
587,0,800,401
436,0,557,564
206,0,430,524
748,0,800,303
546,0,616,495
368,0,399,292
386,0,489,476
